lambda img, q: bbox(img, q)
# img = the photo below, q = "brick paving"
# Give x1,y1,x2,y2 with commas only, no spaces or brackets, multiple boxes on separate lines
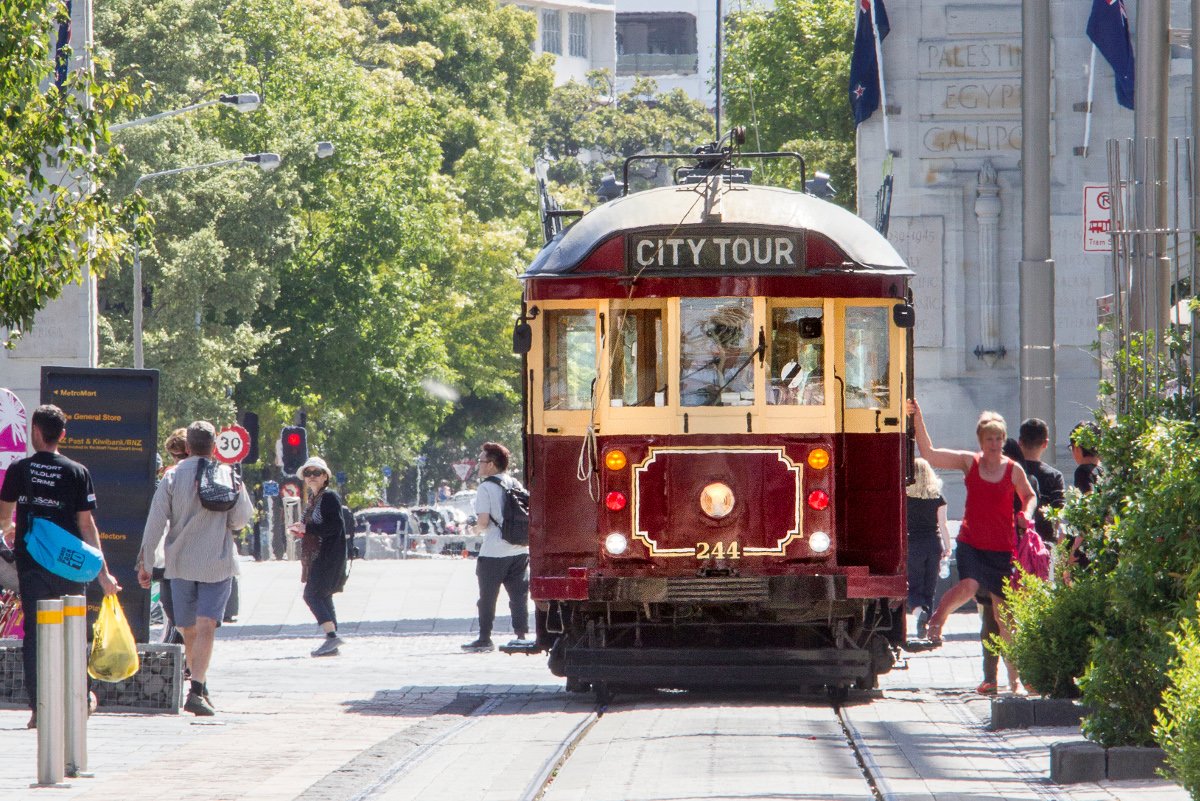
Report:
0,558,1190,800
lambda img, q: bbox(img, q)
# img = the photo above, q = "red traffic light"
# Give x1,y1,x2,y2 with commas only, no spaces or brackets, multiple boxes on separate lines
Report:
280,426,308,475
286,432,302,447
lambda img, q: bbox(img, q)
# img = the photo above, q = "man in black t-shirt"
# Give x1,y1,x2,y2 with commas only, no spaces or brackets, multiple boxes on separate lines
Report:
0,404,120,728
1018,418,1066,544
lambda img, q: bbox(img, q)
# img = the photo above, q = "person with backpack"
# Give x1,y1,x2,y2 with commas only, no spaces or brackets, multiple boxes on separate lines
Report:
287,456,348,657
138,421,252,716
462,442,530,653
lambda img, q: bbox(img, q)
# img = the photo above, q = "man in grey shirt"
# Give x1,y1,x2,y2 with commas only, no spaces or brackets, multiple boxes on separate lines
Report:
137,421,252,716
462,441,529,653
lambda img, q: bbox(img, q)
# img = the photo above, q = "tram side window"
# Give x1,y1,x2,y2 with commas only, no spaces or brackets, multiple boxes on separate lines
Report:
679,298,755,407
844,307,890,408
611,308,666,407
769,307,824,406
544,309,597,410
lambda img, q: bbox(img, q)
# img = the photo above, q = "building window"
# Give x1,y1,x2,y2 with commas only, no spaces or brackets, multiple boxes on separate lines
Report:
616,13,698,75
569,13,589,58
542,10,562,55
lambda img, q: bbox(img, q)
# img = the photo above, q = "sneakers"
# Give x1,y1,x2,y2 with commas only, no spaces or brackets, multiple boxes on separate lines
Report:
915,609,929,639
311,635,344,657
976,681,999,696
461,638,495,653
184,691,216,716
88,690,98,715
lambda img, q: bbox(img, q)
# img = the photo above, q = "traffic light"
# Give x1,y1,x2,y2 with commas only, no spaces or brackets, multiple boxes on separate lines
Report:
280,426,307,475
240,411,259,465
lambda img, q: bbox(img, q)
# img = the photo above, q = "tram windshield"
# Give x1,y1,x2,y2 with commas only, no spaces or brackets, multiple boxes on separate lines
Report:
544,309,596,410
769,306,824,406
610,307,666,407
679,298,755,407
844,306,890,408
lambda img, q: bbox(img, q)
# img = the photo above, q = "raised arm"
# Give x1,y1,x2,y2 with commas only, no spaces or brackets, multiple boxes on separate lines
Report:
906,399,974,472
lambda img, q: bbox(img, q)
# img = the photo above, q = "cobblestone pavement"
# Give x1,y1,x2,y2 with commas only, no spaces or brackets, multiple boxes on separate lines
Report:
0,558,1189,800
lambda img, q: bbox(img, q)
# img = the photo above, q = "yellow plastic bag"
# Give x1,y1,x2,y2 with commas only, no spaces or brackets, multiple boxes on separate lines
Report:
88,594,140,682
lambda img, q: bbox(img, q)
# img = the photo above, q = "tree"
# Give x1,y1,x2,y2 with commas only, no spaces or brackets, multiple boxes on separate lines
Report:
720,0,857,206
0,0,139,342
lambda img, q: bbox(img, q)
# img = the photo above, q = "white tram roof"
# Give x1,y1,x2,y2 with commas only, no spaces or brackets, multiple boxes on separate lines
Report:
524,183,910,277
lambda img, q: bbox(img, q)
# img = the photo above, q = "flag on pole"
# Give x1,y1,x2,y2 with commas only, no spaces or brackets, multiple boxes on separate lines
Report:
848,0,890,126
1087,0,1134,110
53,0,74,89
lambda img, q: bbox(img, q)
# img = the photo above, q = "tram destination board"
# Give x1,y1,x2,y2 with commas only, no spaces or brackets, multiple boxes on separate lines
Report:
627,227,806,273
41,366,158,642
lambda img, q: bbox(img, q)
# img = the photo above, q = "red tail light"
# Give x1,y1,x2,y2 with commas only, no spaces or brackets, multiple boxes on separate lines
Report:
807,490,830,511
605,491,627,511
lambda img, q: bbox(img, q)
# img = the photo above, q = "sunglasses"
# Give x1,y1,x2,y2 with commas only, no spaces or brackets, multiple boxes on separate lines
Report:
302,469,325,478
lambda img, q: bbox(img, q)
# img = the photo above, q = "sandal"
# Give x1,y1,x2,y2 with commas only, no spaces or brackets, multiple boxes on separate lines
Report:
976,681,998,696
926,619,943,646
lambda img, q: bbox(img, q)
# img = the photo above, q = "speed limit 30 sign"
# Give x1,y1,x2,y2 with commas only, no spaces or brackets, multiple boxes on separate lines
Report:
215,424,252,464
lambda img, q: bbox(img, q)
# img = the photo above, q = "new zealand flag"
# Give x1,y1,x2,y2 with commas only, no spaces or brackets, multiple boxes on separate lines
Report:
848,0,890,126
1087,0,1135,110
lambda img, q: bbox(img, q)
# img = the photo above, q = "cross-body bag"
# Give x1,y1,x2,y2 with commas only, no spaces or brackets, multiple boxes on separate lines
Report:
22,461,103,582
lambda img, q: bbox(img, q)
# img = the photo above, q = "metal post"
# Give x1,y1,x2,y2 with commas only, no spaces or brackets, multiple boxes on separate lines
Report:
133,240,143,369
264,494,274,561
34,599,66,787
63,595,90,778
714,0,722,140
1020,0,1056,453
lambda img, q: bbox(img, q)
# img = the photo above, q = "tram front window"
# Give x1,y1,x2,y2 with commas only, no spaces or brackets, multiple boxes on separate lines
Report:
610,307,665,407
844,306,890,408
544,309,597,410
679,298,755,407
769,306,824,405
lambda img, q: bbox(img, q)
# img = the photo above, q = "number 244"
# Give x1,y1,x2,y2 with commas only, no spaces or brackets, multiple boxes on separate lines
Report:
694,541,741,559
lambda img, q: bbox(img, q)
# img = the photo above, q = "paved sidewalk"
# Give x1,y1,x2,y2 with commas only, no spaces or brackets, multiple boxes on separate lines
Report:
0,559,1191,800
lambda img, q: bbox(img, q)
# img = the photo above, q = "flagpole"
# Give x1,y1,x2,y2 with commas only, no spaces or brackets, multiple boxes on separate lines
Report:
1082,46,1097,156
869,0,890,153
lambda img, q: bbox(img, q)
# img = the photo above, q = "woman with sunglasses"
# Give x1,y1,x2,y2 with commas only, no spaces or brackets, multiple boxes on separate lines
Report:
288,456,348,657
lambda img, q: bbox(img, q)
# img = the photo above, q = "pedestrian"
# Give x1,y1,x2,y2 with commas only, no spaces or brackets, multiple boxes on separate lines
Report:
437,482,452,504
906,400,1036,658
905,457,951,638
0,404,121,729
145,427,188,645
1016,418,1065,544
1067,421,1104,570
462,442,530,653
287,456,347,657
137,421,253,716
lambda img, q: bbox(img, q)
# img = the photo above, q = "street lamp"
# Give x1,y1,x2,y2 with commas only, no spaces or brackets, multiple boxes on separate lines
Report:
131,152,281,369
111,93,261,132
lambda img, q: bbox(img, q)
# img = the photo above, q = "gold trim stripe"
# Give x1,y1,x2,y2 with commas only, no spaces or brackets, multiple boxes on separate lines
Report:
37,610,64,625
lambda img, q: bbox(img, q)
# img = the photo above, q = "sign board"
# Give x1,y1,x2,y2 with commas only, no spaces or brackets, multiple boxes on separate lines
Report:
1084,185,1113,252
263,480,279,498
626,228,805,273
42,367,158,642
452,460,475,481
382,465,392,478
214,424,251,464
280,478,302,499
0,388,28,493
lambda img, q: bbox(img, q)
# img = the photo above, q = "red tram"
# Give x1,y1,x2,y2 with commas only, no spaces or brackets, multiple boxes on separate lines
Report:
513,145,915,696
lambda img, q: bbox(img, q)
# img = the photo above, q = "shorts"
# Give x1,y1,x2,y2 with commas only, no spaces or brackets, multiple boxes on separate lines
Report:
169,578,233,628
955,540,1014,599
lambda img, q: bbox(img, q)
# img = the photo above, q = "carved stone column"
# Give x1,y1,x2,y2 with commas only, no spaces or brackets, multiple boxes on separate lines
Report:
975,161,1003,364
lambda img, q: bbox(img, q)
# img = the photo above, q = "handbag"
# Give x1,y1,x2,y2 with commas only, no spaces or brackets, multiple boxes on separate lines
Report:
24,517,104,583
88,594,139,682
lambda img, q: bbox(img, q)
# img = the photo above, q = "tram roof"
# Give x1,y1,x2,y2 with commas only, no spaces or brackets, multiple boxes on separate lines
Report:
524,183,910,277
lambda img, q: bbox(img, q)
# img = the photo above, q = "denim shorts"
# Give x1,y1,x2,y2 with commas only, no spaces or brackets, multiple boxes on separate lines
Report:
169,578,232,628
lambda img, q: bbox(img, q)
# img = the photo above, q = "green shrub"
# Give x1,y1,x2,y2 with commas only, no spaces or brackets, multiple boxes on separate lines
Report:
1080,624,1174,748
998,570,1110,699
1156,611,1200,796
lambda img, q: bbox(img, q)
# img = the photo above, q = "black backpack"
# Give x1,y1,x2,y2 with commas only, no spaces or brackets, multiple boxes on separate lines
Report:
483,475,530,546
195,458,242,512
341,505,360,560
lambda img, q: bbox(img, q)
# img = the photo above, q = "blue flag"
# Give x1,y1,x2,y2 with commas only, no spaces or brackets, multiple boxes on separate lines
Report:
1087,0,1134,110
54,0,73,89
849,0,890,126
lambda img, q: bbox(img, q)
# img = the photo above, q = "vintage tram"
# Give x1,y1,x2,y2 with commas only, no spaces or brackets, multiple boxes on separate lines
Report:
513,144,914,695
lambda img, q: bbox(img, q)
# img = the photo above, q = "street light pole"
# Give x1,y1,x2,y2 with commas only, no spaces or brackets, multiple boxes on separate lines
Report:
130,153,281,369
111,93,261,132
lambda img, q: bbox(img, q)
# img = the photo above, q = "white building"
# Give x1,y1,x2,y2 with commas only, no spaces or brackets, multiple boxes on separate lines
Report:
515,0,617,85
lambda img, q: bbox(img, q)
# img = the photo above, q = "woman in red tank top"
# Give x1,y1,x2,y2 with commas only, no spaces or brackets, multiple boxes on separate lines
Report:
906,400,1036,658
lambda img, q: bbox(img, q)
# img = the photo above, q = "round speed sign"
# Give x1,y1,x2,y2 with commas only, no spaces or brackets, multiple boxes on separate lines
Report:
214,424,252,464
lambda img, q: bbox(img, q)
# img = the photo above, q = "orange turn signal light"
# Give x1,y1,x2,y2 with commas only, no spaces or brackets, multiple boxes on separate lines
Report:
807,448,830,470
605,491,627,511
605,450,627,471
807,489,830,511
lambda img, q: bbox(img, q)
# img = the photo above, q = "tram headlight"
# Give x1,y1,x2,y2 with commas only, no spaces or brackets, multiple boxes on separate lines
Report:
605,532,628,555
807,448,830,470
808,531,832,553
605,491,627,511
605,450,627,471
700,482,735,519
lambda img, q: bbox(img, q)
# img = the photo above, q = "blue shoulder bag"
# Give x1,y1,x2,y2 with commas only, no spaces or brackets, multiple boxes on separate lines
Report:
21,462,103,583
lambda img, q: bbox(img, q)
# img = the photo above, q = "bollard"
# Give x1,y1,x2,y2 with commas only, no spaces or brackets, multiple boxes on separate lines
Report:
63,594,91,778
34,599,67,787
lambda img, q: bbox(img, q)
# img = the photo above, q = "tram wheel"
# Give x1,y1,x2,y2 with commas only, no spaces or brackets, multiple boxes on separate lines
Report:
594,681,613,706
826,684,849,704
565,676,591,694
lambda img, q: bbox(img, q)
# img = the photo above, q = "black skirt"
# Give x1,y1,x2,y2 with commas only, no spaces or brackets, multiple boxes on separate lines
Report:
955,540,1014,598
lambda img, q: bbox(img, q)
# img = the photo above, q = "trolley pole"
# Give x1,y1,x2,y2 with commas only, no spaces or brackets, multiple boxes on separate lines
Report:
63,594,91,777
34,599,67,788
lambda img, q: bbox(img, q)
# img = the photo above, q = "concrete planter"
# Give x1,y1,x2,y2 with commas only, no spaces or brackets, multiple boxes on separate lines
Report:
1051,740,1168,783
988,695,1090,730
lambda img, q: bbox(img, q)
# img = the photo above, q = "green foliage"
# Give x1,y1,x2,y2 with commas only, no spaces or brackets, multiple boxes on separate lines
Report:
1,0,141,341
1080,625,1175,748
998,568,1110,699
721,0,857,207
1156,609,1200,796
